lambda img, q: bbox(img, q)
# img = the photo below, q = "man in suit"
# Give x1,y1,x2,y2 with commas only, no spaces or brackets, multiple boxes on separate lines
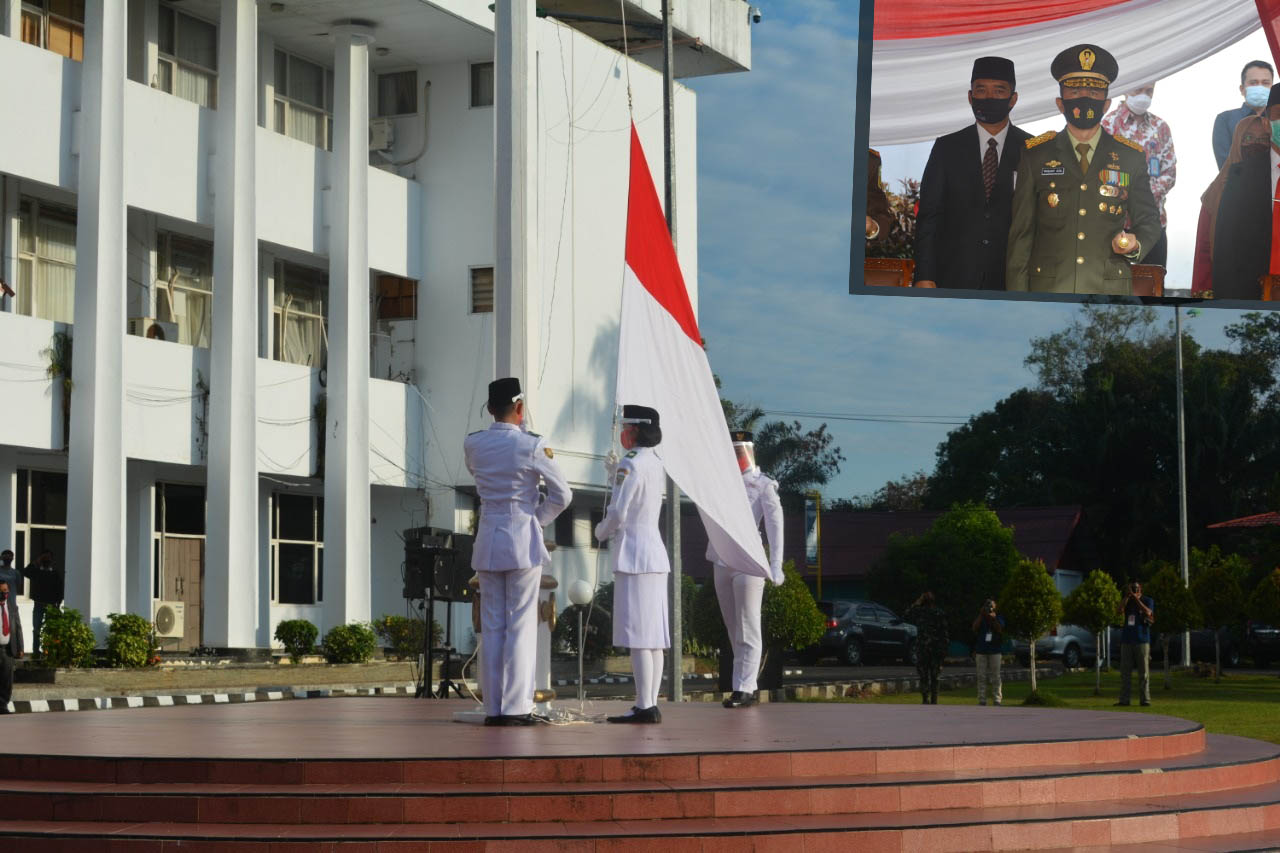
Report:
1211,84,1280,301
914,56,1029,289
1006,44,1161,295
0,580,23,714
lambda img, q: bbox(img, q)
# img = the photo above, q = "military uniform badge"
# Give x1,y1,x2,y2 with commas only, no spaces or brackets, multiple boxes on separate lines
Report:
1047,193,1060,208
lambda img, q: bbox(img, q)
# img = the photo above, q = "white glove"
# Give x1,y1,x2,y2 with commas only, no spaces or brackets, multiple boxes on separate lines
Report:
604,450,619,479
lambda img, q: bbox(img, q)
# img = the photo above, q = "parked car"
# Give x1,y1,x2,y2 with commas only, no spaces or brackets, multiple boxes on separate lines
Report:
802,600,918,666
1134,626,1242,667
1013,624,1098,669
1247,622,1280,668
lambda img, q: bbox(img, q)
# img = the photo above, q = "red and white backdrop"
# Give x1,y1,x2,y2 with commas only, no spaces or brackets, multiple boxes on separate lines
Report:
870,0,1264,145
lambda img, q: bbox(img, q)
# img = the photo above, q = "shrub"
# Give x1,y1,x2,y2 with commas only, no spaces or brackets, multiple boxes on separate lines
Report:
40,607,95,668
762,562,826,651
1000,558,1063,694
322,622,378,664
1022,689,1068,707
373,614,440,661
1062,569,1120,693
106,612,153,668
274,619,319,662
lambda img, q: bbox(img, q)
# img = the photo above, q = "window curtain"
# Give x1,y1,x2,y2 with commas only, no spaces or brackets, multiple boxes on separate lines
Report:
35,216,76,324
174,65,214,108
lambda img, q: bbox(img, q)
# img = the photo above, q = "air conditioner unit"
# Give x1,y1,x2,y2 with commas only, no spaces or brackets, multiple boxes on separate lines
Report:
128,317,179,342
153,600,185,639
369,117,395,152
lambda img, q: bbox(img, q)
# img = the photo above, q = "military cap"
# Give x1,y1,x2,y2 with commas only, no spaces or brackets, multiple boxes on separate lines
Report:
487,377,522,408
621,404,659,427
730,430,754,444
971,56,1015,87
1051,44,1117,91
1269,83,1280,108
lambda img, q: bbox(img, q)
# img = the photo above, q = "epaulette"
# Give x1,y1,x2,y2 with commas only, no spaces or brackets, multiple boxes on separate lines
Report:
1025,130,1056,149
526,431,542,438
467,430,483,436
625,450,637,458
1113,133,1143,153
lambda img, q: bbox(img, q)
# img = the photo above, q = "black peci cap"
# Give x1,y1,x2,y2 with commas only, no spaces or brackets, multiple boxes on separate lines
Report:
971,56,1015,87
1051,44,1118,92
488,377,522,409
621,404,659,427
730,430,754,444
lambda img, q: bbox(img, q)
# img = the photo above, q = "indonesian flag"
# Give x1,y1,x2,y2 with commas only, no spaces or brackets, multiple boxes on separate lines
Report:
617,124,773,582
872,0,1260,145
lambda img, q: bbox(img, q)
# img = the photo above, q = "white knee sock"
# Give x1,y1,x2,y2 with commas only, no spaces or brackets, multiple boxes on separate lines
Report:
649,649,664,707
631,649,654,711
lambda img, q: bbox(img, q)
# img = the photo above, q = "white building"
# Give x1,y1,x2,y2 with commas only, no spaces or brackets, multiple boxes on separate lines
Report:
0,0,752,653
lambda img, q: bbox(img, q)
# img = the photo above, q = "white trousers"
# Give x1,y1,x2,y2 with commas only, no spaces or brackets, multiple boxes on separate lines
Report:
630,648,664,709
477,566,541,717
714,563,765,693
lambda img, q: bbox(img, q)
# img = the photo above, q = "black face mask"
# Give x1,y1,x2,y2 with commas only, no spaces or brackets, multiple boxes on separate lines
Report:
971,96,1013,125
1062,96,1105,129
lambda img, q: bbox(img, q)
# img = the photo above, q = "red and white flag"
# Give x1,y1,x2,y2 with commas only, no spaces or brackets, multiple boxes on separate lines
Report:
616,124,773,582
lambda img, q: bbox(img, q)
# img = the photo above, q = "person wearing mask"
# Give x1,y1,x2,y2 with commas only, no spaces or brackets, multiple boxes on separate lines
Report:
0,580,21,714
0,551,21,600
464,378,572,727
1194,113,1270,296
21,550,62,658
1006,44,1161,294
972,598,1006,706
1213,60,1274,169
1210,85,1280,301
1101,82,1176,266
708,430,784,710
595,405,670,724
1116,579,1155,707
914,56,1030,289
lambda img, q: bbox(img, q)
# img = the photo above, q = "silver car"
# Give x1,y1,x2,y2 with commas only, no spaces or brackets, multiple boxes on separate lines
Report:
1012,624,1098,669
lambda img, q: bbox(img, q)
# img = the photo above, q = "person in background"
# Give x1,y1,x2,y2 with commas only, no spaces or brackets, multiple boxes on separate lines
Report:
1193,113,1270,296
0,580,21,714
1213,60,1274,169
905,591,948,705
972,598,1006,706
21,550,62,659
866,149,894,241
914,56,1030,289
1116,579,1155,707
0,552,21,600
1102,82,1176,266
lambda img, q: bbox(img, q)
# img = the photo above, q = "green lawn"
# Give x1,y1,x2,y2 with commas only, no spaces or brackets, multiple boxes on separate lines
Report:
832,668,1280,745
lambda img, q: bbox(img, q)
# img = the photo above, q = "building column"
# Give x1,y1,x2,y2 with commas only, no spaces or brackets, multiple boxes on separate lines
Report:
322,23,374,631
203,0,259,649
494,0,539,391
124,462,154,618
2,0,20,39
65,1,128,641
1,177,17,314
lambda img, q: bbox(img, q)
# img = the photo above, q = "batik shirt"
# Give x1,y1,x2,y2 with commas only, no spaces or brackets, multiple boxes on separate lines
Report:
1101,103,1177,227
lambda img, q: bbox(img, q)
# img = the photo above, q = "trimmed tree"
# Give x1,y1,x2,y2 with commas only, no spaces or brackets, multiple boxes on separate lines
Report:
1142,565,1201,689
1246,568,1280,668
1062,569,1120,695
1190,564,1244,684
1000,558,1063,696
759,561,826,689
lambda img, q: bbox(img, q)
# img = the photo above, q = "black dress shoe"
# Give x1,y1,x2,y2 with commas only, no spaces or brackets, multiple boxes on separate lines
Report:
483,715,507,726
725,692,757,708
608,705,661,724
722,691,744,708
1113,701,1130,707
504,714,538,726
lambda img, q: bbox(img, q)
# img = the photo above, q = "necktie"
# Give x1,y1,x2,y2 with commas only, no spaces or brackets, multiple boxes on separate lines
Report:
1,596,9,639
1077,142,1091,177
1270,175,1280,276
982,138,998,200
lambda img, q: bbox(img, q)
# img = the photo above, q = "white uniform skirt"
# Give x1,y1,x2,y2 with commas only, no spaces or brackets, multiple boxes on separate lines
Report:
612,572,671,649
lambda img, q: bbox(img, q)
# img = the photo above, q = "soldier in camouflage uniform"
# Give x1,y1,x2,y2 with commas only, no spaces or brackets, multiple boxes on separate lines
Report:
905,591,949,705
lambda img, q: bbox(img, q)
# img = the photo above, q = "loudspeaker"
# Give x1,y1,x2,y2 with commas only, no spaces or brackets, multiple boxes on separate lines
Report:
403,528,475,602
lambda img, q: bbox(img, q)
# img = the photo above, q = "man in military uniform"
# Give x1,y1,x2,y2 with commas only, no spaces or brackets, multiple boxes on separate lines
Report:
464,377,572,726
904,591,948,705
1006,44,1161,294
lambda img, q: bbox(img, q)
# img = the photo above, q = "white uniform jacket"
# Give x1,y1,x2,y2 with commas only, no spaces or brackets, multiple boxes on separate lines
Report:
594,447,670,576
464,423,572,571
707,467,785,584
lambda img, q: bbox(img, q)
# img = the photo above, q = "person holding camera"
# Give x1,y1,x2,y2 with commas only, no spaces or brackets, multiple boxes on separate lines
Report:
1116,579,1155,707
905,591,948,704
972,598,1006,706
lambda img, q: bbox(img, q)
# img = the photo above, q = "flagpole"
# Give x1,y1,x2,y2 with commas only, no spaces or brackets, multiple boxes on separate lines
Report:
661,0,683,704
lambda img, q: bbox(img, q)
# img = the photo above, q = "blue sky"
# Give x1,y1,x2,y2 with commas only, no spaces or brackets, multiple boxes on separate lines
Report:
686,1,1256,501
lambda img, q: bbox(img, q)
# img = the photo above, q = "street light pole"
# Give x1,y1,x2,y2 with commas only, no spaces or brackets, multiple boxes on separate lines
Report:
1175,305,1191,666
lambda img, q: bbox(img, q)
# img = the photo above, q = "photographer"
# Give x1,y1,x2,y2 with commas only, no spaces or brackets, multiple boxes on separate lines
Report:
972,598,1005,706
1116,579,1155,707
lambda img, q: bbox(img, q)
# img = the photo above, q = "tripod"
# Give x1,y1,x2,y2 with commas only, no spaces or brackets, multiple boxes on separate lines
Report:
430,587,465,699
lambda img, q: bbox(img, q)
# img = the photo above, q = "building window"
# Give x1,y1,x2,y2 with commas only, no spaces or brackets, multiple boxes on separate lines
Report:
375,274,416,321
20,0,85,62
470,61,494,108
156,232,214,347
16,197,76,325
13,469,68,593
274,49,334,150
156,4,218,109
470,266,493,314
274,261,327,367
589,510,608,550
272,494,323,605
377,69,417,117
554,510,575,548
